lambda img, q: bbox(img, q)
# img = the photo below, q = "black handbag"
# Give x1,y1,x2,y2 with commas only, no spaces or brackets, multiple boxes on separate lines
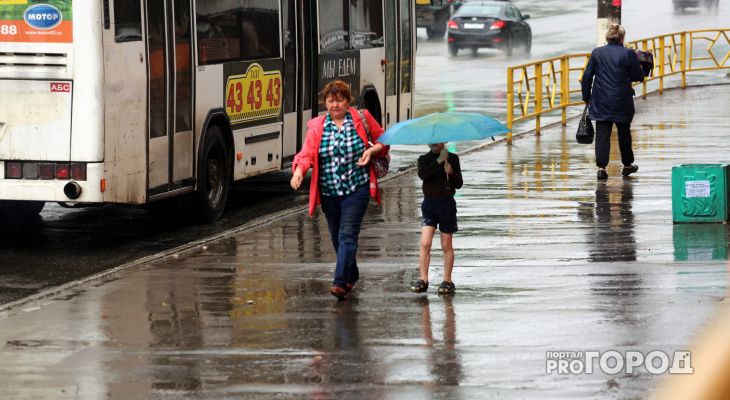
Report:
575,104,594,144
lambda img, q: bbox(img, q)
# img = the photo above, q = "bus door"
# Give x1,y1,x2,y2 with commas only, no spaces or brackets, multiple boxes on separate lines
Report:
384,0,414,128
145,0,194,197
281,0,303,164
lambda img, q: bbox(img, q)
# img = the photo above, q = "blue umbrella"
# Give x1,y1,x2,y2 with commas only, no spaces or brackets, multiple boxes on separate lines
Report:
378,112,511,145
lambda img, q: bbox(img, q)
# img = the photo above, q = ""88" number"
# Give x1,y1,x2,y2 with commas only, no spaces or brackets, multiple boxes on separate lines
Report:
1,25,18,35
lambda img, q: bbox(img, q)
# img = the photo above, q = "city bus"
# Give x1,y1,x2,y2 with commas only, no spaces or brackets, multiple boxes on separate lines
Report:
0,0,440,221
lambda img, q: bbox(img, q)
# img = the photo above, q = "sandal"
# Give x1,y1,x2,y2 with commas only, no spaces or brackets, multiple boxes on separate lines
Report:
410,279,429,293
437,280,456,294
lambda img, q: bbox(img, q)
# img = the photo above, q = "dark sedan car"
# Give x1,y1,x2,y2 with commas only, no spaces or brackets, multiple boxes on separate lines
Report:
447,0,531,56
673,0,719,11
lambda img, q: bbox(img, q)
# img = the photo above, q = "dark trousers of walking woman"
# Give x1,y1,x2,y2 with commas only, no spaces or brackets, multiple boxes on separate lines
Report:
320,184,370,291
595,121,634,169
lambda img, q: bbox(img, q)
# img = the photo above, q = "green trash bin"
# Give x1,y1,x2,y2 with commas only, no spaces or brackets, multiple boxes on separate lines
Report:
671,164,730,223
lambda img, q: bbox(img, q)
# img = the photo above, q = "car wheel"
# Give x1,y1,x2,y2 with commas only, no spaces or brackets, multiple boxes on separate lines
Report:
524,34,532,54
197,126,229,222
470,47,478,57
448,43,458,56
502,35,513,56
426,28,443,40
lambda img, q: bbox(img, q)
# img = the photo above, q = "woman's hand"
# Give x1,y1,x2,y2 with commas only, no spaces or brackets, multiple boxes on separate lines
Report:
444,162,453,175
357,143,383,166
290,168,303,190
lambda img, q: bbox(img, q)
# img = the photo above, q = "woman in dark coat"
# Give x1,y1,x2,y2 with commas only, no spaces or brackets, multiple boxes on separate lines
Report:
581,24,646,180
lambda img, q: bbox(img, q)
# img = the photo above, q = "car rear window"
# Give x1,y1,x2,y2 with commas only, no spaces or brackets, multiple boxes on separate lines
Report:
454,4,502,17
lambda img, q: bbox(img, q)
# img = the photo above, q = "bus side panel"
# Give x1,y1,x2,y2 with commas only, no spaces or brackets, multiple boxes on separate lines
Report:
101,14,148,204
194,64,225,168
70,2,104,164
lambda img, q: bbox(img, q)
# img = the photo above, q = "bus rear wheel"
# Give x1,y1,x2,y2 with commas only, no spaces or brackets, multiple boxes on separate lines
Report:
197,127,229,222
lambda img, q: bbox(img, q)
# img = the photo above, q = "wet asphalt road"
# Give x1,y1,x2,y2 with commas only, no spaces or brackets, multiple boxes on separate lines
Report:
3,0,728,306
0,173,314,305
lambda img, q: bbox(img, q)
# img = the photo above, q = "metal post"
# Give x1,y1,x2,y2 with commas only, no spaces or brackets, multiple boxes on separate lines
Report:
561,57,568,126
507,68,514,145
534,63,542,135
597,0,621,46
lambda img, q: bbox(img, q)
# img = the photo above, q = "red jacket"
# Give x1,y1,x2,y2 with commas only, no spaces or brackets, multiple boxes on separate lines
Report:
292,108,389,216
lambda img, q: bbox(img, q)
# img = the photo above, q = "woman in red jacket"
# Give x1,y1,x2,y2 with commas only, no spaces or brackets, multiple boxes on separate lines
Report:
290,81,389,300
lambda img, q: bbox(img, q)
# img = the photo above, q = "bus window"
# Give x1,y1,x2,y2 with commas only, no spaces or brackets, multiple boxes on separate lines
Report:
318,0,348,53
195,0,281,65
147,1,167,138
173,0,192,133
115,0,142,42
350,0,383,49
400,0,411,94
384,0,396,96
283,0,297,114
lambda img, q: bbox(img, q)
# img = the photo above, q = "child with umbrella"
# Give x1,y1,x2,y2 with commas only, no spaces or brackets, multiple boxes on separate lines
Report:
410,142,463,294
377,112,510,294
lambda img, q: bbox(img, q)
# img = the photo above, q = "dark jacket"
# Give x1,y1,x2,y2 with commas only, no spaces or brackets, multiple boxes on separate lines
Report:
581,42,645,124
418,151,463,199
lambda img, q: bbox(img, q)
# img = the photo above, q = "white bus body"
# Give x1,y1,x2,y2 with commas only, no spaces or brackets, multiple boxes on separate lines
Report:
0,0,420,221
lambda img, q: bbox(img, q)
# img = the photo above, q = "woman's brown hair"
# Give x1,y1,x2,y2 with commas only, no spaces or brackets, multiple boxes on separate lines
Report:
322,80,353,103
606,23,626,43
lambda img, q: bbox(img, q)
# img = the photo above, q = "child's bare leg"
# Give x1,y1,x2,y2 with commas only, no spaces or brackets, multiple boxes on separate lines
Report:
419,226,437,283
440,232,454,282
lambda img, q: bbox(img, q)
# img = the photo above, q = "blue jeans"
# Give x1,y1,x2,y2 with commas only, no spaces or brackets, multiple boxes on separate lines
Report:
320,184,370,290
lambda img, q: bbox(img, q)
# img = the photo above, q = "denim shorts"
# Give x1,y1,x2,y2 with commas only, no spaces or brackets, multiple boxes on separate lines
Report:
421,197,458,234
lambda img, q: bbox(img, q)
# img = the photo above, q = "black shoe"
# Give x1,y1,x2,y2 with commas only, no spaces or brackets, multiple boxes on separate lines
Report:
622,164,639,177
410,279,429,293
437,280,456,294
597,169,608,180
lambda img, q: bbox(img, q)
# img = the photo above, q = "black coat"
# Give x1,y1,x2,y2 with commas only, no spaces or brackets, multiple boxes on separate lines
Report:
581,42,645,124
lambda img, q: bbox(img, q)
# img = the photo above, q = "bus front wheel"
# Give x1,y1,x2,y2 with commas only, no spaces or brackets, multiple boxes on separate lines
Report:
197,127,229,222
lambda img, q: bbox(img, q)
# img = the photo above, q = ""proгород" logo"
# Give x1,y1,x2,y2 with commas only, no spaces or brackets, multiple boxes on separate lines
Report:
546,350,693,375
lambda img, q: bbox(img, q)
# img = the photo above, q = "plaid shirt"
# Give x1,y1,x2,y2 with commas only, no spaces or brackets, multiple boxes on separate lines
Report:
318,112,369,196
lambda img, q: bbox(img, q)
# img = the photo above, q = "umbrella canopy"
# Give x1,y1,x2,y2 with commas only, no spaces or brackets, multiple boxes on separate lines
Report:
378,112,511,145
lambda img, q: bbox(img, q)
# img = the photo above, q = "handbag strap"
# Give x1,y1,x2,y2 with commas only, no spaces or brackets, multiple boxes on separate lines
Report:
582,104,590,124
357,110,373,143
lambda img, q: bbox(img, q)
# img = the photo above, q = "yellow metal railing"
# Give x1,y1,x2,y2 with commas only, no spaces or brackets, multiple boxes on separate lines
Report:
506,29,730,144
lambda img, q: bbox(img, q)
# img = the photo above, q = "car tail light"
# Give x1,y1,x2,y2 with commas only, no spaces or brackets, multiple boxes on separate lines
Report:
6,162,22,179
490,20,505,30
55,163,70,179
448,20,459,30
71,163,87,181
